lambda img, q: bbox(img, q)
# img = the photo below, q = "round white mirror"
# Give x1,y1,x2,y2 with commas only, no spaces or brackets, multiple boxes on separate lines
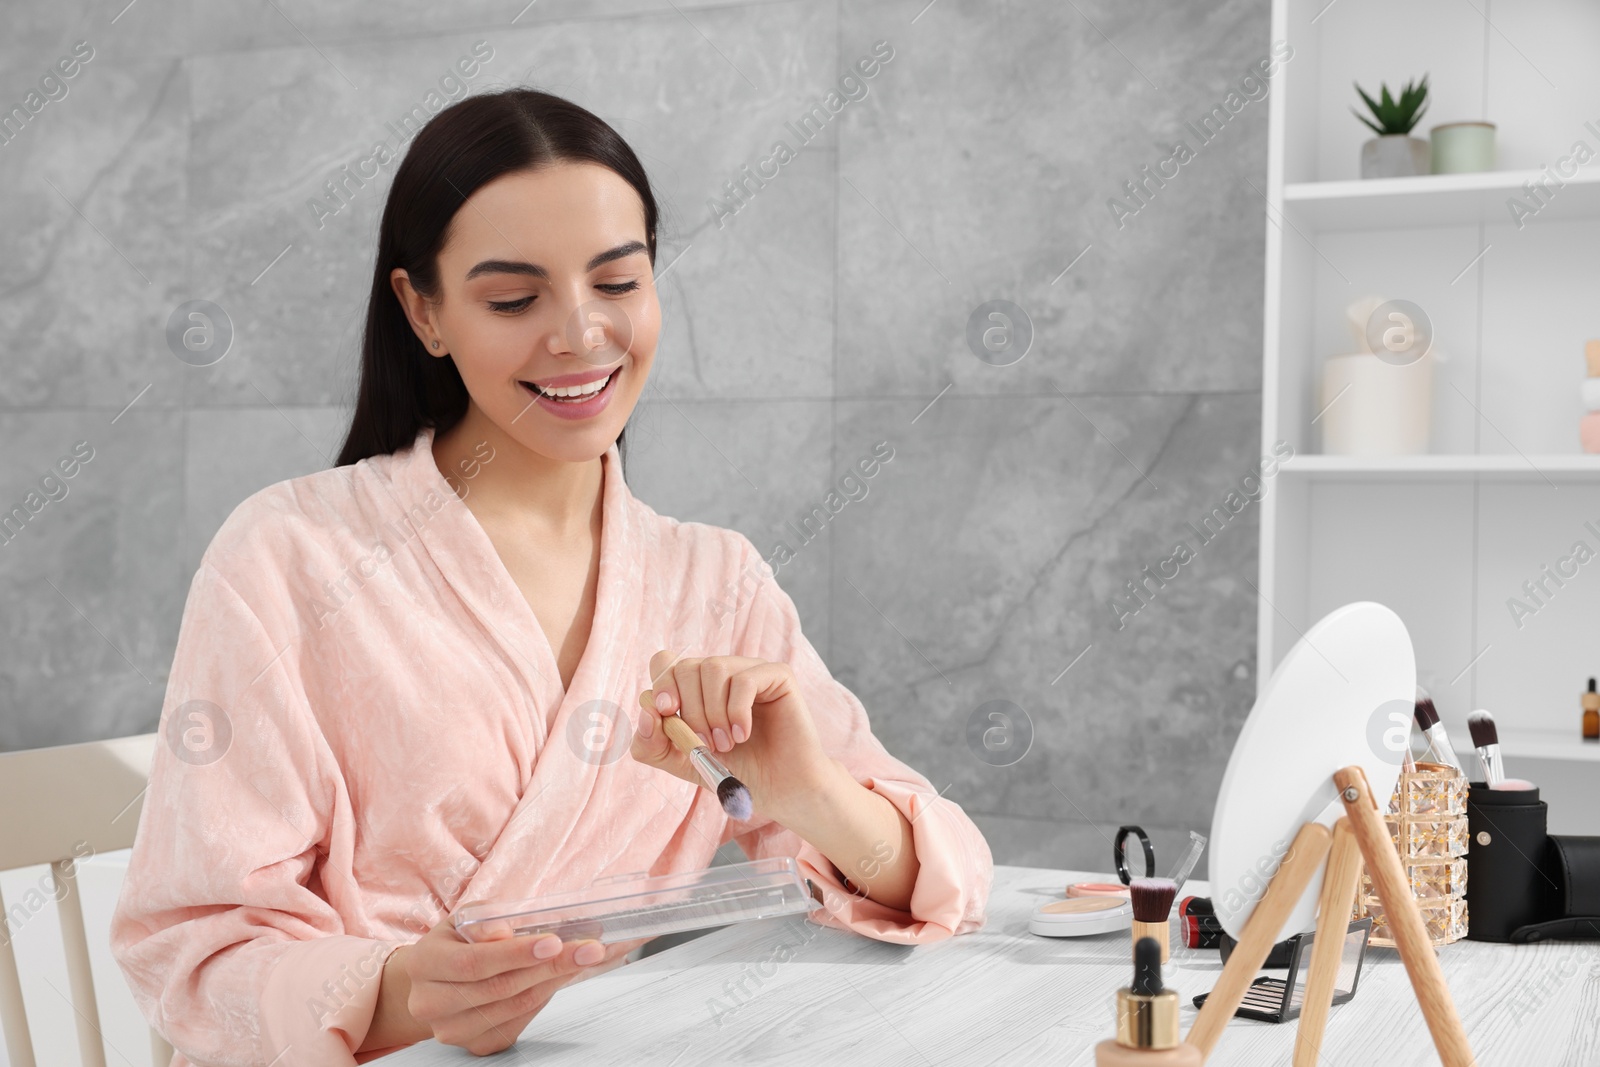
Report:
1209,601,1414,941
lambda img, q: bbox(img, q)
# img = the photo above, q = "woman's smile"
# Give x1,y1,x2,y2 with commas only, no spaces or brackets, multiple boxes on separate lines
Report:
519,361,624,420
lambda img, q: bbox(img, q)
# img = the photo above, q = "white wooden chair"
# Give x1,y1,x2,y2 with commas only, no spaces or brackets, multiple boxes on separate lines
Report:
0,733,174,1067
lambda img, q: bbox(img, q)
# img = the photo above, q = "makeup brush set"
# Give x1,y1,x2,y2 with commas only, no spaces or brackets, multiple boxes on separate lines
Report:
1410,687,1531,792
1413,688,1600,943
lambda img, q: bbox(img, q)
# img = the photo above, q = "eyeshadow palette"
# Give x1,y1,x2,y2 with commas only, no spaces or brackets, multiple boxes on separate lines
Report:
1192,917,1373,1024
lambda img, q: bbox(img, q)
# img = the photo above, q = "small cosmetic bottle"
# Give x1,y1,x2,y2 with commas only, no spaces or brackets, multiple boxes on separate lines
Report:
1584,677,1599,742
1095,937,1202,1066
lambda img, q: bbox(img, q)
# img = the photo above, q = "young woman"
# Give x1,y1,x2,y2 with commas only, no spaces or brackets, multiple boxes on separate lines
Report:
111,89,992,1064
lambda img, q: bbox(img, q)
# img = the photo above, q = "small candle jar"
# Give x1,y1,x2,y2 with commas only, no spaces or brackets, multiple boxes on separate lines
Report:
1430,122,1496,174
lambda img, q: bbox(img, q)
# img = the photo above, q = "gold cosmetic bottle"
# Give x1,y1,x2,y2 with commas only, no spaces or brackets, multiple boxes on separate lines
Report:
1583,677,1598,741
1095,937,1202,1065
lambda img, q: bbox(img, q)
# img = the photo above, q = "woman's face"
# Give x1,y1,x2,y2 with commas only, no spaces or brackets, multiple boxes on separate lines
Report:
394,162,660,464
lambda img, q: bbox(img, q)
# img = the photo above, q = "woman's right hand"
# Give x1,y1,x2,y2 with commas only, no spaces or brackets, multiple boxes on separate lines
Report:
378,914,624,1055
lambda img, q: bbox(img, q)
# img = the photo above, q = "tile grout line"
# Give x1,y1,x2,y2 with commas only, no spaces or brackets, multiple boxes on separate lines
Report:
181,48,194,604
826,0,841,669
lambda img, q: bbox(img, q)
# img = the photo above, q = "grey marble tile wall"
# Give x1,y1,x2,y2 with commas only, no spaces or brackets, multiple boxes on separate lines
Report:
0,0,1270,873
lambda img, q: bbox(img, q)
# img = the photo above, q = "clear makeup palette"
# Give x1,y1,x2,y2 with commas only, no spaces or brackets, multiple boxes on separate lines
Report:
452,856,822,945
1193,917,1374,1024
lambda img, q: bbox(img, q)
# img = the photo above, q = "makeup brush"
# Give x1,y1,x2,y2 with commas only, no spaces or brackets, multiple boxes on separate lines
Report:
639,691,753,820
1129,877,1178,964
1413,686,1464,772
1466,709,1505,788
637,689,753,819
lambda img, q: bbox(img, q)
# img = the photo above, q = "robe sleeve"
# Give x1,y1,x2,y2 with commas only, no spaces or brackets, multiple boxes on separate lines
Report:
110,561,412,1066
719,535,993,944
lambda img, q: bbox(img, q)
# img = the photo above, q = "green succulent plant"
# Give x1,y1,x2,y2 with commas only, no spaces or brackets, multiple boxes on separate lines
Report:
1352,76,1430,136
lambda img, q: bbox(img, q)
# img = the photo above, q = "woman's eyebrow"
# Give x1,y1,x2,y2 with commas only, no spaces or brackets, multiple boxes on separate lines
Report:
464,240,648,281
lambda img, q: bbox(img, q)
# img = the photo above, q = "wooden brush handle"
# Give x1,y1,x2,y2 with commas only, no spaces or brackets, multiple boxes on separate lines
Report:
1130,918,1170,963
659,713,705,755
639,689,706,756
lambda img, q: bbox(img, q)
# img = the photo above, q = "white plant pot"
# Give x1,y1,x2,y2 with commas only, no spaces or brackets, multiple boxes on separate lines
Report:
1319,352,1433,455
1360,135,1430,179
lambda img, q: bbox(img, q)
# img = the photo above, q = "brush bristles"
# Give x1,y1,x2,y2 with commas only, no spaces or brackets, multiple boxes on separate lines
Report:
1413,696,1440,730
1129,877,1178,922
1467,709,1498,748
718,777,753,821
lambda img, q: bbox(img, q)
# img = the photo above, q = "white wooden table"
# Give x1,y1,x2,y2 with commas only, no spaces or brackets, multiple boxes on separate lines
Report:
385,865,1600,1066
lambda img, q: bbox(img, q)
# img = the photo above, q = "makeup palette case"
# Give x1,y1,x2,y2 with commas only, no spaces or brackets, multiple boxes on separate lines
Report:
1509,834,1600,942
453,856,821,945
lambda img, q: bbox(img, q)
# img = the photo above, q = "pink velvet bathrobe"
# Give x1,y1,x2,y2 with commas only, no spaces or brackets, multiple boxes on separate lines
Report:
110,427,993,1066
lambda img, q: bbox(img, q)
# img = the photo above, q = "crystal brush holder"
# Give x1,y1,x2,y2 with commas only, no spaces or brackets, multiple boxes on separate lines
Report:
1354,760,1469,947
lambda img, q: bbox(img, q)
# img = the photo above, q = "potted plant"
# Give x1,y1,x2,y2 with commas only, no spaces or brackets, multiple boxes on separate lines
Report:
1353,76,1430,178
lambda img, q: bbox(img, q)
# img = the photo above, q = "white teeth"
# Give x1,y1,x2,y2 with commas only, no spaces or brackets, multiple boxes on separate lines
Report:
533,371,613,399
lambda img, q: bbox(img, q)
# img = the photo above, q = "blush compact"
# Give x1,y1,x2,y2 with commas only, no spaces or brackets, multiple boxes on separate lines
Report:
1068,881,1132,899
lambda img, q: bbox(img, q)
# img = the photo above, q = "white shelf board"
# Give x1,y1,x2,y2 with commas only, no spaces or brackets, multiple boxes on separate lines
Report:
1454,729,1600,764
1282,169,1600,231
1278,454,1600,480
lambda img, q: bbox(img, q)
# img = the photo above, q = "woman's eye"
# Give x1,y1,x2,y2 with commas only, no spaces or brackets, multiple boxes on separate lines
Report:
487,296,534,313
487,281,635,312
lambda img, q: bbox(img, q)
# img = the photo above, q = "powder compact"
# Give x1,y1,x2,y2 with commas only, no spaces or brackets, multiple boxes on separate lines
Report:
1029,896,1133,937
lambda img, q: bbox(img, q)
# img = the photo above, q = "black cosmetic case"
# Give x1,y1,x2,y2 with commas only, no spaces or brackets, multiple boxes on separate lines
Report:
1465,783,1600,942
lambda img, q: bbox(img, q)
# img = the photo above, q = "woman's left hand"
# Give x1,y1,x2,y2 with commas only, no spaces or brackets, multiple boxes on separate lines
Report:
631,648,836,821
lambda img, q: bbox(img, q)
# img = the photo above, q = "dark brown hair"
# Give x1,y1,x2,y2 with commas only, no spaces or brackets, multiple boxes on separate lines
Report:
336,89,658,467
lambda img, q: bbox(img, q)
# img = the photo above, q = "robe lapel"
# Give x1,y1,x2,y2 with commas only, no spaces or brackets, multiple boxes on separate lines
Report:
396,427,564,723
394,429,692,903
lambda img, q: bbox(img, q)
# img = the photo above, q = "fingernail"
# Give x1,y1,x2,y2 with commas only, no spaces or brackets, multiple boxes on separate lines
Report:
696,732,709,748
575,942,604,966
639,713,654,739
534,936,562,959
731,723,746,743
712,727,731,752
654,691,673,712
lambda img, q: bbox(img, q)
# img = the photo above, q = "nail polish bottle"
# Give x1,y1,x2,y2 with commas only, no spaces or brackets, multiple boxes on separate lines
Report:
1095,937,1202,1065
1583,677,1598,742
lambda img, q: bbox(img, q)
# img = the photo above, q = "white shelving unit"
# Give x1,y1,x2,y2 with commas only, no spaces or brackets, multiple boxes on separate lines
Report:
1257,0,1600,824
1280,454,1600,480
1283,169,1600,230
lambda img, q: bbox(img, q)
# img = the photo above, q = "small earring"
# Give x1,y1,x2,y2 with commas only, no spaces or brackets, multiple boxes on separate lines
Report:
431,341,440,350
